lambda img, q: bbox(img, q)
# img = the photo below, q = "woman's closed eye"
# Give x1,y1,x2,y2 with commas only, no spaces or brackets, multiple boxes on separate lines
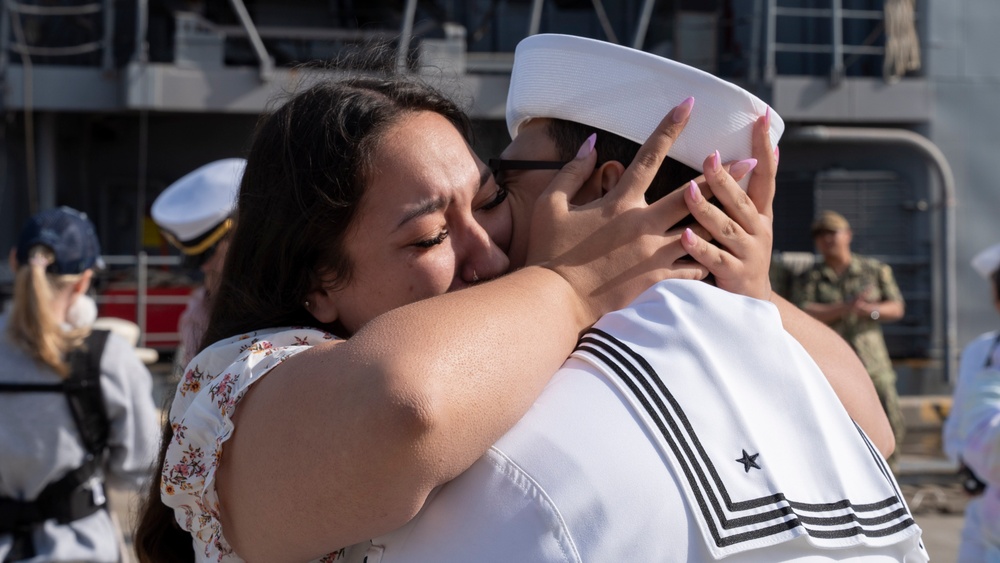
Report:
414,230,449,248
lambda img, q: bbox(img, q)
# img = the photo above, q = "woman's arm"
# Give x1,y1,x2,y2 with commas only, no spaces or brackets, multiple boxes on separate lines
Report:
217,104,709,562
677,112,894,457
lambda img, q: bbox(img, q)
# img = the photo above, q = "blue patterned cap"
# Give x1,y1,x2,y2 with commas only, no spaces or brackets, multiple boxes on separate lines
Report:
15,206,102,275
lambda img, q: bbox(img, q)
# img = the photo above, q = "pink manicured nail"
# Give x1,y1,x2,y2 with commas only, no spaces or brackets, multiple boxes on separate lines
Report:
683,228,697,246
576,133,597,158
712,150,721,172
764,107,771,129
774,145,780,165
688,180,701,202
729,158,758,179
672,97,695,123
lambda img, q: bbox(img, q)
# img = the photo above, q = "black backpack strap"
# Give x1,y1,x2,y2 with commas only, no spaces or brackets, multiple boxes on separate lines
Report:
63,329,112,457
0,330,113,534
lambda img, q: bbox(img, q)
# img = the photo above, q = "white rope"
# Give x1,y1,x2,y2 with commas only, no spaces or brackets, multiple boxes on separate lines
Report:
883,0,921,83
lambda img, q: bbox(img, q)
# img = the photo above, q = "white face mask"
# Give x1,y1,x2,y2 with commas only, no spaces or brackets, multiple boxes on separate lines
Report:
66,294,98,330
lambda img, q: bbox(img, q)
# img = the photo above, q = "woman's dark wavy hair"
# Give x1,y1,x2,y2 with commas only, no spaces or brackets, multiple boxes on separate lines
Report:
133,74,471,562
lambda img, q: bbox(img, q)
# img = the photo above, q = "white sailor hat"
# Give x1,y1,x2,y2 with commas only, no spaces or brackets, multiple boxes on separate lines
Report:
152,158,245,256
506,34,784,174
971,242,1000,280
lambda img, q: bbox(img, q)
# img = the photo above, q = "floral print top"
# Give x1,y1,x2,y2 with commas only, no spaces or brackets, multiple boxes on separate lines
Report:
162,327,356,562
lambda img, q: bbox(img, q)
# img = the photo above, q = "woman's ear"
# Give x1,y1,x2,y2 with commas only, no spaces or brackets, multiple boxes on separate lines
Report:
305,283,340,324
72,270,94,297
569,160,626,205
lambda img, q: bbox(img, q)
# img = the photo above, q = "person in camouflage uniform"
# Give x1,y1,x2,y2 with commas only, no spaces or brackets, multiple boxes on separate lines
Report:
792,210,907,466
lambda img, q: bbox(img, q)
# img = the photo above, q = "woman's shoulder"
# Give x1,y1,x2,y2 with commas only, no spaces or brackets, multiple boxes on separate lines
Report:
192,326,339,369
171,327,340,417
163,326,342,560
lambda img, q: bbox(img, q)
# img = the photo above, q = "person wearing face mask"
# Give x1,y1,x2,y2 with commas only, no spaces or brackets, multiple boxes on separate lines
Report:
151,158,245,371
0,207,160,563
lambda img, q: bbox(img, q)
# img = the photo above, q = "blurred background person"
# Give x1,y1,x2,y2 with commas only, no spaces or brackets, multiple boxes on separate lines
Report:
0,207,160,562
943,240,1000,561
792,210,907,467
151,159,244,372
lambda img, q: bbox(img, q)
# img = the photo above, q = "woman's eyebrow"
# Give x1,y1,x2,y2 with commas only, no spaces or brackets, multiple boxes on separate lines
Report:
396,196,448,230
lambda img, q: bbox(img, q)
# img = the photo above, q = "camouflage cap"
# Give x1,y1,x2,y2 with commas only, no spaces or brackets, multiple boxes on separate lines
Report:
810,210,851,235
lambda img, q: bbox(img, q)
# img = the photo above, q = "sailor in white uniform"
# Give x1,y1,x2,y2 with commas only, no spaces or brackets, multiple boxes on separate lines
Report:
151,158,245,369
362,35,927,563
943,241,1000,561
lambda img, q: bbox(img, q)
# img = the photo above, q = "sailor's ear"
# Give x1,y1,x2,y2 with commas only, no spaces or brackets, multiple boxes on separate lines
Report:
570,160,626,205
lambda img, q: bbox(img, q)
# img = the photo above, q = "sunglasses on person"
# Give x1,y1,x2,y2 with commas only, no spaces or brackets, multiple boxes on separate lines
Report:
488,158,569,184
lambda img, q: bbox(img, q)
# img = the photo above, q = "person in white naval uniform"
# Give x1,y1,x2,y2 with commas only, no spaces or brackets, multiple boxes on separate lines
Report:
943,241,1000,561
363,35,925,563
151,158,245,370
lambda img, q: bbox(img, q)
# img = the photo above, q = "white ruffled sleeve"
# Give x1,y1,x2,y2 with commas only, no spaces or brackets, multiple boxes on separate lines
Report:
161,327,338,562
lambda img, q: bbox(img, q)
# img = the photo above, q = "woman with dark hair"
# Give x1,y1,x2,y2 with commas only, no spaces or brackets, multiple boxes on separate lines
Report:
134,75,712,562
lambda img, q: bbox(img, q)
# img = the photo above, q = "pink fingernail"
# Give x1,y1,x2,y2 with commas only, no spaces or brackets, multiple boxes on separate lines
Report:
764,107,771,129
729,158,758,179
774,145,780,165
672,97,695,123
712,150,721,172
688,180,701,202
576,133,597,158
683,228,697,245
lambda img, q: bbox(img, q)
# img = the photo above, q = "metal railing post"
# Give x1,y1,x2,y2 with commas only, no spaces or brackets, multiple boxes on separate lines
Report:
134,0,147,63
137,251,148,348
765,0,777,84
227,0,273,80
0,0,10,77
631,0,655,49
831,0,844,83
528,0,544,36
396,0,417,72
101,0,113,70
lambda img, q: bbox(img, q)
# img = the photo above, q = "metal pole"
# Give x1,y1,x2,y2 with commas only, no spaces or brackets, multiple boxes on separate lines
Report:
589,0,618,44
831,0,844,83
1,1,10,78
528,0,544,36
101,0,113,71
632,0,655,49
396,0,418,73
227,0,273,81
134,0,147,63
137,251,148,347
784,126,958,383
765,0,777,83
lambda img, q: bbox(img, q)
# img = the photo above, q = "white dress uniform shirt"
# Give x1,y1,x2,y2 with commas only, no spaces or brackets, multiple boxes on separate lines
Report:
365,280,927,562
945,335,1000,562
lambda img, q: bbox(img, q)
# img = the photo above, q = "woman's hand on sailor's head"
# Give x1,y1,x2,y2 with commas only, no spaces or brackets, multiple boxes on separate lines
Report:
524,97,710,325
679,113,776,302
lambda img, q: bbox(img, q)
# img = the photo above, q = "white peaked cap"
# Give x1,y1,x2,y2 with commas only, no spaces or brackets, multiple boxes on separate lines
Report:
152,158,246,248
506,34,784,172
971,242,1000,280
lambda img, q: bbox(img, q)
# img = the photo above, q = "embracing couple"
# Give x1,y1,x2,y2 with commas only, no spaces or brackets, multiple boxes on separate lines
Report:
136,34,926,563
